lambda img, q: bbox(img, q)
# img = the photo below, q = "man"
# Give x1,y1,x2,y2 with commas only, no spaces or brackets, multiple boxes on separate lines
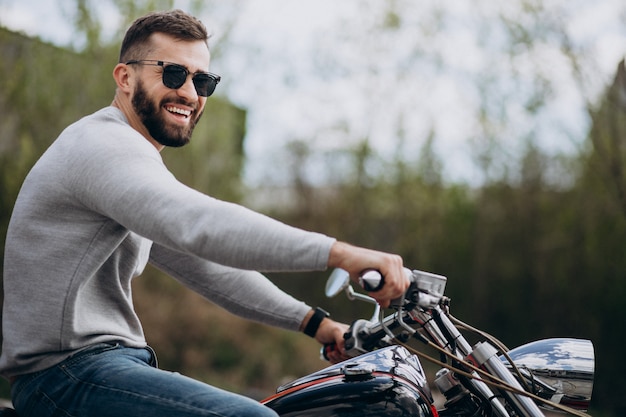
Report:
0,10,409,417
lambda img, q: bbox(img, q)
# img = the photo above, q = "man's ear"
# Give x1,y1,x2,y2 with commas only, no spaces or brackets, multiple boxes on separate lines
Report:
112,63,133,93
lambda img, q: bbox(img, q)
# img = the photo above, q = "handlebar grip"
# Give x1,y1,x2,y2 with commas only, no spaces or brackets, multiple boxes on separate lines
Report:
321,343,337,361
358,269,384,292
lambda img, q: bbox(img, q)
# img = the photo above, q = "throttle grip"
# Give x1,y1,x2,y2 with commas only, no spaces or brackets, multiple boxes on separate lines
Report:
360,268,418,309
321,343,338,361
358,269,384,292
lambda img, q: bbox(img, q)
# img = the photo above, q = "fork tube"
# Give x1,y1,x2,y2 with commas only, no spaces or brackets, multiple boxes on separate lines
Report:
433,309,513,417
468,342,544,417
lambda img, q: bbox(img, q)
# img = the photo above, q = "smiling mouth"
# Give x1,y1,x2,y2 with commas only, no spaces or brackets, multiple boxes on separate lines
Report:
165,105,192,118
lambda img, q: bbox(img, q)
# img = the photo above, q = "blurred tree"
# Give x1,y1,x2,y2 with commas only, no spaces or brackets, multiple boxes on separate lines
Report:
585,60,626,217
570,59,626,415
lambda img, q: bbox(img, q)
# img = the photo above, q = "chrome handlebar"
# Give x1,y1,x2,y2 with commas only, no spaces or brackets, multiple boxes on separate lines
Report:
328,268,546,417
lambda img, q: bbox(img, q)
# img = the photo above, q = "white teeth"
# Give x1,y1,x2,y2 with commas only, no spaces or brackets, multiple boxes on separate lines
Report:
166,106,191,117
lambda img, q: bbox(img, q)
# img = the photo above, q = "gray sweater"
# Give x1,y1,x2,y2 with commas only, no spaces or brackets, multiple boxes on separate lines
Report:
0,107,335,378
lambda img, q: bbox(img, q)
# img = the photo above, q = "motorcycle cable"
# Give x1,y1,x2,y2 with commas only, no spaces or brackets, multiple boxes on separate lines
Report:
448,314,532,393
393,334,591,417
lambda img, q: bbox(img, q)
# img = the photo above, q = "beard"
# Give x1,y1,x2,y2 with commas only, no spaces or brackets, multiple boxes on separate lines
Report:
131,80,203,148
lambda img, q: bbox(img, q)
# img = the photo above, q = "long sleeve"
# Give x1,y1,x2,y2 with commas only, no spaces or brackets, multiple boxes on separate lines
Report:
149,244,311,331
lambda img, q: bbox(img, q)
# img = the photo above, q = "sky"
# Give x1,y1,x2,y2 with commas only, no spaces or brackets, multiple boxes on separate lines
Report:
1,0,626,187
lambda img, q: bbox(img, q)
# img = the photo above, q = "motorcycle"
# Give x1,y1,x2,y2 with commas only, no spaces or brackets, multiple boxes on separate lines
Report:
261,268,595,417
0,268,594,417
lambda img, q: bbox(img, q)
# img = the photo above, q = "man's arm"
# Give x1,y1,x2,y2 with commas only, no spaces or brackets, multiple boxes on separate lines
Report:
149,243,312,331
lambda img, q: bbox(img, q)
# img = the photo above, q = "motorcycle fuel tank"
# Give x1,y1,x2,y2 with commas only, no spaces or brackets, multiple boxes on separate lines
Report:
262,345,437,417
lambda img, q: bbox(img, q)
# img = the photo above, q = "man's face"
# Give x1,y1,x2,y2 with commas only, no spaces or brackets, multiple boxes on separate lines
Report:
129,34,211,148
131,79,203,147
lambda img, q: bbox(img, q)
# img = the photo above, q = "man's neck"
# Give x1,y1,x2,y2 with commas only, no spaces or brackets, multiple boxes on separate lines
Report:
111,93,164,152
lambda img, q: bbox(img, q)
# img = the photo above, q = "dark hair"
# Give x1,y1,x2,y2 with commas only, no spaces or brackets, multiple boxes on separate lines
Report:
119,10,209,63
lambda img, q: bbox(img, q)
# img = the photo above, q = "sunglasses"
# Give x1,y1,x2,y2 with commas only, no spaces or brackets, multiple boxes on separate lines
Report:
125,60,221,97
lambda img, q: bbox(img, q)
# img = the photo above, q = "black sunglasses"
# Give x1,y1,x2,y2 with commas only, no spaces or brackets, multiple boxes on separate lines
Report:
125,60,221,97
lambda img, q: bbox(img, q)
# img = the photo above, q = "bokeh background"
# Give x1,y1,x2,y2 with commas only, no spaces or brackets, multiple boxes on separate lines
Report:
1,1,625,415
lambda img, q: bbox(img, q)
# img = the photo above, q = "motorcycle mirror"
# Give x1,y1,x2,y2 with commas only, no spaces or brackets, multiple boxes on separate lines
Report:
325,268,350,298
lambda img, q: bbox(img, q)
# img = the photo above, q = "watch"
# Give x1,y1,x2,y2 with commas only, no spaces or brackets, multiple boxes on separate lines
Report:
303,307,330,337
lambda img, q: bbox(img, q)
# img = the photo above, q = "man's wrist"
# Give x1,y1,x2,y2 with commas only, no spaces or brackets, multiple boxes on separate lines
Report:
327,241,350,268
303,307,330,337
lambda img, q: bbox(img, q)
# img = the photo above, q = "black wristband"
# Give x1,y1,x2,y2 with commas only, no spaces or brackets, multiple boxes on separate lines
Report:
303,307,330,338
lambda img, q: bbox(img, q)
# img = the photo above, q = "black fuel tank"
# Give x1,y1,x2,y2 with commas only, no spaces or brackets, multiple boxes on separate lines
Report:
262,345,437,417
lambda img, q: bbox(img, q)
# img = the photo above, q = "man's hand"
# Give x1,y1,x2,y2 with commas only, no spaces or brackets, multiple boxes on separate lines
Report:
299,308,350,363
327,241,410,308
314,317,351,364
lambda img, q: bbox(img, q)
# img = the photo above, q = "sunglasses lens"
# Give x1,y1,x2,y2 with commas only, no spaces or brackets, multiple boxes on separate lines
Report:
192,74,217,97
162,65,188,89
161,63,219,97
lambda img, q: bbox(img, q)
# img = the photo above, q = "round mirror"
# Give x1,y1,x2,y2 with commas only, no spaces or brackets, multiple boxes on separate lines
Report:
325,268,350,298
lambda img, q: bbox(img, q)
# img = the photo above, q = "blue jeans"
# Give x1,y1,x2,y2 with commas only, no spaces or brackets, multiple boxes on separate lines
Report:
10,343,278,417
